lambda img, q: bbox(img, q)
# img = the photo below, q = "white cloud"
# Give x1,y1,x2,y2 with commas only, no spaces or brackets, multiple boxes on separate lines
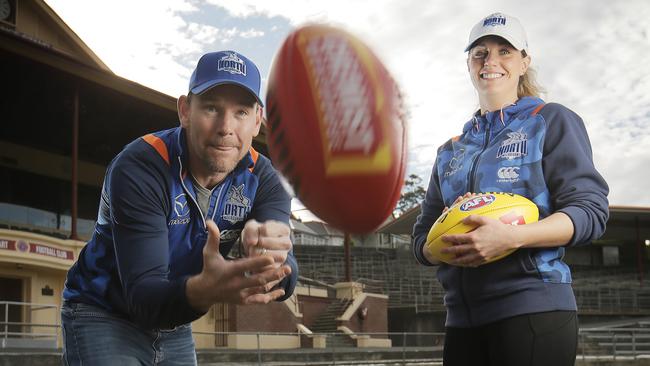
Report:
185,23,220,45
240,29,265,38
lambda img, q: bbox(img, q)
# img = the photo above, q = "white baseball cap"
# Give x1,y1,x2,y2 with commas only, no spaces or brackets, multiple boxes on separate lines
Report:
465,12,528,52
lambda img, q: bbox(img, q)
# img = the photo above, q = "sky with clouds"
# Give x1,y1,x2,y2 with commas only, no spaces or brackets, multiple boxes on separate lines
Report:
45,0,650,220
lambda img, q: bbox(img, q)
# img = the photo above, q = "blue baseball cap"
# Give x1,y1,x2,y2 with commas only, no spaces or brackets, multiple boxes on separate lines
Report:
188,50,263,107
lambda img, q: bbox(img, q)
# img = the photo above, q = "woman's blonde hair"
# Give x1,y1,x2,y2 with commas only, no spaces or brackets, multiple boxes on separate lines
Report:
518,50,545,98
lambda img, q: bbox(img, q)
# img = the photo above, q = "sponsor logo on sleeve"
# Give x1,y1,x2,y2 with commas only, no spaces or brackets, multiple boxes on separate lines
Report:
170,193,191,225
444,148,465,177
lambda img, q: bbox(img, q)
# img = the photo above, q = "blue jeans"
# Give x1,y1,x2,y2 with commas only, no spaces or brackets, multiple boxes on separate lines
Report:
61,301,197,366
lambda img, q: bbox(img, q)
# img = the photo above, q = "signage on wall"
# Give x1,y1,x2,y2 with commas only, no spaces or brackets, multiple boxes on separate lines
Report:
42,285,54,296
0,238,74,260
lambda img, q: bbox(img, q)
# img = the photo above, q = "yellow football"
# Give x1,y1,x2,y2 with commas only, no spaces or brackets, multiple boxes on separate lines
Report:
426,192,539,264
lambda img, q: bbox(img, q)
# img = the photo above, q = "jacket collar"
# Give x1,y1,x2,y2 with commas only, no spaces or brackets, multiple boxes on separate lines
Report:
462,96,544,134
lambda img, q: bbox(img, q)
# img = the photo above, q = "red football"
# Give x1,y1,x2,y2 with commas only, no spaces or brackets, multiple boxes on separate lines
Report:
265,24,407,233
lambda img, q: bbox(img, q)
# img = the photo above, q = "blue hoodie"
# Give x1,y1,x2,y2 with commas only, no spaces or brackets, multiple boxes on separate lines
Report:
412,97,608,327
64,127,298,330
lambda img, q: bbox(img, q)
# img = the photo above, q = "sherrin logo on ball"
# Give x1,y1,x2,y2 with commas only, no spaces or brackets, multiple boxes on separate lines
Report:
266,24,407,233
426,192,539,264
302,33,382,161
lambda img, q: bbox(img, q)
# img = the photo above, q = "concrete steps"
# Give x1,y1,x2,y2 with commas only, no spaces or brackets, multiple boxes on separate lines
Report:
310,298,355,348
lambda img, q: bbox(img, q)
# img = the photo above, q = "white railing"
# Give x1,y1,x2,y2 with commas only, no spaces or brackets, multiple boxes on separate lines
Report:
0,301,60,349
578,328,650,361
2,300,650,364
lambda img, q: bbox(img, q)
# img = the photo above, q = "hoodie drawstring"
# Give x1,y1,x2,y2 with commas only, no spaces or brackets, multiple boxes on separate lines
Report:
498,102,516,126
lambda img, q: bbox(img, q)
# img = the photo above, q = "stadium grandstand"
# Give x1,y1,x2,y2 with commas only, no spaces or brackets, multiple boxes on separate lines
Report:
2,1,650,365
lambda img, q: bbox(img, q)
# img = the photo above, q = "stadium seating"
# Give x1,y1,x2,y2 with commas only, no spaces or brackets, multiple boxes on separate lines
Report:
294,245,650,316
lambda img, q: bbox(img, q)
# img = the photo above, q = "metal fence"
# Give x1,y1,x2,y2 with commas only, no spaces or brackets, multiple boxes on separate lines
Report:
0,301,60,349
4,301,650,364
578,328,650,360
192,331,444,365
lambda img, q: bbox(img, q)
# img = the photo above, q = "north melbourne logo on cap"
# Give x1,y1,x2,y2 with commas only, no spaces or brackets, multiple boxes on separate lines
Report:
483,14,507,27
218,52,247,76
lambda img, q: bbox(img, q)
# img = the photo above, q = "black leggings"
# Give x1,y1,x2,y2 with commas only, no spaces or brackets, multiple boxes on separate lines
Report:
443,311,578,366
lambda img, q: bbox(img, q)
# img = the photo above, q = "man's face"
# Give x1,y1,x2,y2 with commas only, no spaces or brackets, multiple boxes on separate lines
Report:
179,84,262,177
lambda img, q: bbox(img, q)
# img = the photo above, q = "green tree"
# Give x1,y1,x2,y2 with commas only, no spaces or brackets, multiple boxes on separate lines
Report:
393,174,426,217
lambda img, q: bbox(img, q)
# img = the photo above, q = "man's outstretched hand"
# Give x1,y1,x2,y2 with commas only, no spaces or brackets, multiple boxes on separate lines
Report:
186,220,292,312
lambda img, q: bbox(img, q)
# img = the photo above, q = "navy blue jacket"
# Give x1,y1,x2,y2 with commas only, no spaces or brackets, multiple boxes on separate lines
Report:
64,127,298,330
412,97,608,327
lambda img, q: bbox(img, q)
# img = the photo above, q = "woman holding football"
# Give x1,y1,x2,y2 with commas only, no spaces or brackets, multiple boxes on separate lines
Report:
412,12,609,366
